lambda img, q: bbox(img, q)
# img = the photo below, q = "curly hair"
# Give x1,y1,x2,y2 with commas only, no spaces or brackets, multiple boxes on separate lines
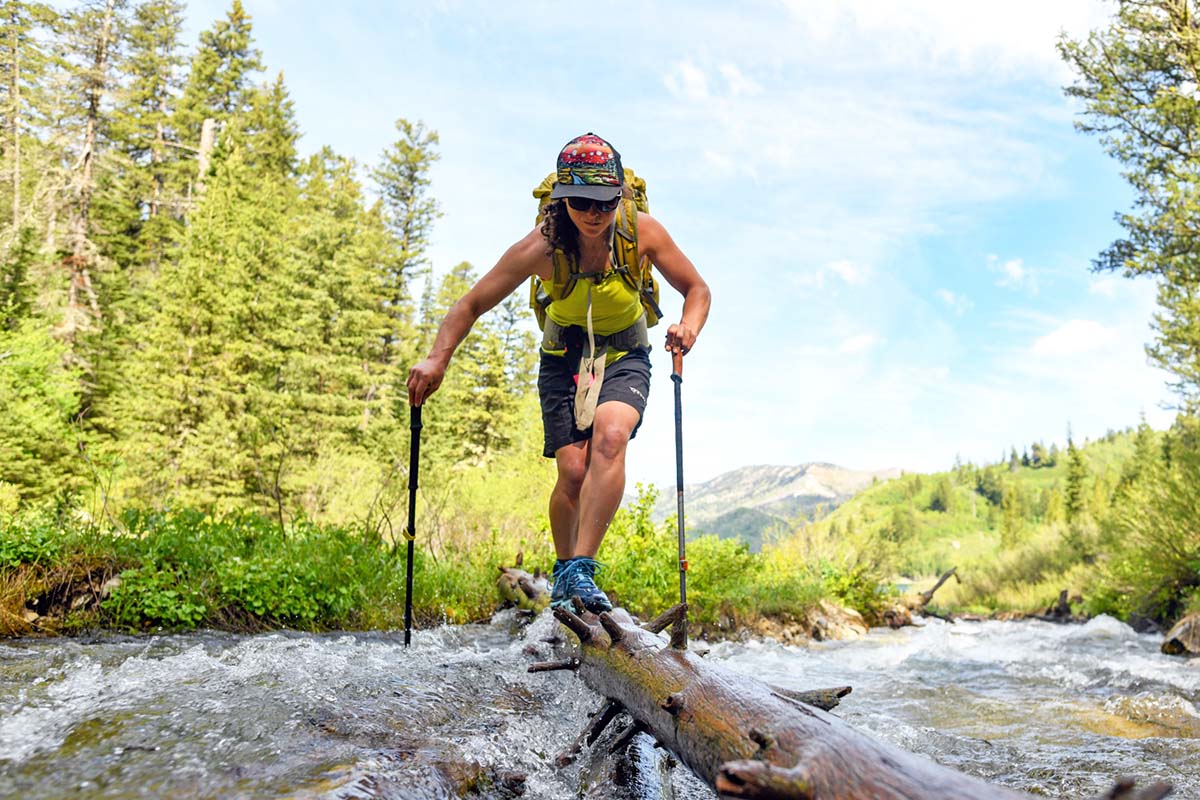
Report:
538,199,580,265
538,186,632,266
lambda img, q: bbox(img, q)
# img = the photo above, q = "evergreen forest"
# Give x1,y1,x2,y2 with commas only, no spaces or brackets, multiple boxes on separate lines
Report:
1,0,1199,638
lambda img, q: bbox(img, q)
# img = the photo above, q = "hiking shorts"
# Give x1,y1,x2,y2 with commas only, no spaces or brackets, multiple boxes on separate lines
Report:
538,347,652,458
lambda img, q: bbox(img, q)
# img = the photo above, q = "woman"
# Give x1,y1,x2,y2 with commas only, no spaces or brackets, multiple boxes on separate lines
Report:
407,133,710,612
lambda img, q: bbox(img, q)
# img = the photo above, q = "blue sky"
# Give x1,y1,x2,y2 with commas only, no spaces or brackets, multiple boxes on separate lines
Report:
184,0,1174,486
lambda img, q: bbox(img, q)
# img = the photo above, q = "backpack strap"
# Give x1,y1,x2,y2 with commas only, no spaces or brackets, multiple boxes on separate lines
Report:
611,199,664,326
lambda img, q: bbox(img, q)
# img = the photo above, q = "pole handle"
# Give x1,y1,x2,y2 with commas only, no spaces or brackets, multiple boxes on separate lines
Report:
672,349,683,378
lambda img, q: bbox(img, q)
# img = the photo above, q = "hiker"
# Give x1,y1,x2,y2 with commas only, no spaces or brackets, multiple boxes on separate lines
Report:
406,133,710,613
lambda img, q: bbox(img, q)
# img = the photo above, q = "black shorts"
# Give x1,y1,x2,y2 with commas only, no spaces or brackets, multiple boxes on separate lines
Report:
538,347,652,457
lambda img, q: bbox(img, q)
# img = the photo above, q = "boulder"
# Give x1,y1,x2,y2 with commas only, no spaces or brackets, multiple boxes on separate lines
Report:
806,599,868,641
1161,613,1200,657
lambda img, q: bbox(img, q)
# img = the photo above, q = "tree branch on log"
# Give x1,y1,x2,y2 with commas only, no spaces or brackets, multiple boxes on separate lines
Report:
556,699,624,767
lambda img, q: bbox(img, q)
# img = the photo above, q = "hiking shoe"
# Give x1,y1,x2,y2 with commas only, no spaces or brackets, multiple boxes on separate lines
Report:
561,557,613,614
549,559,571,610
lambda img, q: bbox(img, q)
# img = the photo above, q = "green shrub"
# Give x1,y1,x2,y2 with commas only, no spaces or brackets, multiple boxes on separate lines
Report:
0,519,61,568
102,565,208,629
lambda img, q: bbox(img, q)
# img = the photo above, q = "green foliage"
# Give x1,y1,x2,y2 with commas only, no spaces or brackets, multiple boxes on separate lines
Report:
820,561,889,622
928,475,954,513
103,565,209,629
1060,2,1200,408
0,319,82,500
1091,419,1200,623
0,518,60,568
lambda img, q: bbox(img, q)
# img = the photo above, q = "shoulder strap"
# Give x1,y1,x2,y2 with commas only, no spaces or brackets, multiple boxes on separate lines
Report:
612,199,640,278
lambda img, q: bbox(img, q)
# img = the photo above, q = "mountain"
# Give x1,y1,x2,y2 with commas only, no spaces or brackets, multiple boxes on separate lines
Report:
649,463,902,551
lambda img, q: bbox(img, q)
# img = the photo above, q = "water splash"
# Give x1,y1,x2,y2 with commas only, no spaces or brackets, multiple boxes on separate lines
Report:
1,615,1197,798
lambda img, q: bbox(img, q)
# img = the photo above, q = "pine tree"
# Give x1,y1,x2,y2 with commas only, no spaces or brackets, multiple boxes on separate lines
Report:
1061,3,1200,408
0,0,55,233
999,482,1023,548
58,0,123,354
109,0,186,259
372,117,440,373
242,70,297,176
1064,436,1088,522
174,0,261,140
928,475,954,513
0,316,81,499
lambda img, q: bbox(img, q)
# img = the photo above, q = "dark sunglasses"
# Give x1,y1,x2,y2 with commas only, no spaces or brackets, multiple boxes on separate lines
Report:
566,196,621,213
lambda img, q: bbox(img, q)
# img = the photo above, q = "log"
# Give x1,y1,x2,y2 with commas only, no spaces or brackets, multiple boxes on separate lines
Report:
1162,612,1200,657
496,564,549,612
883,568,958,629
545,603,1171,800
1029,589,1087,624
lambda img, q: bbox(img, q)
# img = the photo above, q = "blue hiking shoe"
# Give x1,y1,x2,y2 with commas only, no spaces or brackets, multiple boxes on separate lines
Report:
559,557,612,614
550,559,571,609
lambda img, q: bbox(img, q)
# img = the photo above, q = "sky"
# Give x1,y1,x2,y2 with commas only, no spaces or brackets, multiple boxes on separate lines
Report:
184,0,1176,487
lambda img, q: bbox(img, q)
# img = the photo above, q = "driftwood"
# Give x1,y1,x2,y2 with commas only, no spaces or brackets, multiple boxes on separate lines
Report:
1162,612,1200,656
496,555,549,612
539,601,1171,800
1029,589,1087,624
882,567,959,629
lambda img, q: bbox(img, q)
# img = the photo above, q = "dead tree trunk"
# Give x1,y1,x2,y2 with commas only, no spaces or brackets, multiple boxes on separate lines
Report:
545,603,1171,800
883,567,958,629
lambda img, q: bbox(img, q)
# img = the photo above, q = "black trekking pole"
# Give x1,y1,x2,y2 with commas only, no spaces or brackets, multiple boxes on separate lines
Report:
404,404,423,647
671,348,688,649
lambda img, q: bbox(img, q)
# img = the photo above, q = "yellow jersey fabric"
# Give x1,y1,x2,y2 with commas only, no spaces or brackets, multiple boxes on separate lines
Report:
542,267,643,362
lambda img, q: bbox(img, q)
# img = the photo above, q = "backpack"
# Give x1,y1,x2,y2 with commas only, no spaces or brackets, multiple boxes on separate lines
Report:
529,168,662,330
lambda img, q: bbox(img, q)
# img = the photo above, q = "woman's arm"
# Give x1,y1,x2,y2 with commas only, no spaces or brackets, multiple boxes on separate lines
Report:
638,212,711,355
406,228,547,405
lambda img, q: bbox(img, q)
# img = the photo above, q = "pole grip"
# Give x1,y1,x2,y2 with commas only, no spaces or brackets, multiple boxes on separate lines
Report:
672,348,683,378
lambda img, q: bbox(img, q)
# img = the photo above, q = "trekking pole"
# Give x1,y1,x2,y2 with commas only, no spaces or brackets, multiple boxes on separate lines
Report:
404,404,423,647
671,349,688,649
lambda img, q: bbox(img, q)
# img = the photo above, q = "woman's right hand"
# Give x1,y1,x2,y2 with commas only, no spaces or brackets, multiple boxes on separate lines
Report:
407,358,446,406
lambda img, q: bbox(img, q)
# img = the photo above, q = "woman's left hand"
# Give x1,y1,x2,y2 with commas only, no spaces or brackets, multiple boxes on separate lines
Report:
665,322,697,355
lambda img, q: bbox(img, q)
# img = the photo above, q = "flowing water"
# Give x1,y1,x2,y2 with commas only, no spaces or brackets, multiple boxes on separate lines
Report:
1,612,1198,799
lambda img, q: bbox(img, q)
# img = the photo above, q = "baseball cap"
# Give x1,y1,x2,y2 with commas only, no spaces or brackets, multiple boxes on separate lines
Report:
549,133,624,201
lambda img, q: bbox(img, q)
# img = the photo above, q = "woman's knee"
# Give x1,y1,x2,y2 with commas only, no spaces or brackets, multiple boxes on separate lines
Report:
591,419,633,462
555,447,587,492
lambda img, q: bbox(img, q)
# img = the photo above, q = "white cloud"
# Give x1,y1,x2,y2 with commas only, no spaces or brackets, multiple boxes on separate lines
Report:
1089,277,1119,297
935,289,973,316
663,60,709,101
989,255,1039,294
826,259,868,285
839,333,882,354
718,63,763,96
1030,319,1119,358
779,0,1110,85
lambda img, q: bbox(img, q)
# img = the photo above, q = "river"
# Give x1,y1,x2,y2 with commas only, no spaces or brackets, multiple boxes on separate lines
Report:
1,613,1197,799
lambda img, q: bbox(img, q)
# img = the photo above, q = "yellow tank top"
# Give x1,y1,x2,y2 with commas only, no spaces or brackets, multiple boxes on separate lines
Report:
542,267,643,362
545,268,643,334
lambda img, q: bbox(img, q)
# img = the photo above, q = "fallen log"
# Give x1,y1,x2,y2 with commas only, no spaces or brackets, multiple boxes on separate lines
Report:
496,558,549,613
542,602,1171,800
883,568,959,629
1162,612,1200,657
1029,589,1088,624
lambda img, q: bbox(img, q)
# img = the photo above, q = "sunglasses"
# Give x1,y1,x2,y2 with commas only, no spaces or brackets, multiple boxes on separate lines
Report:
566,196,621,213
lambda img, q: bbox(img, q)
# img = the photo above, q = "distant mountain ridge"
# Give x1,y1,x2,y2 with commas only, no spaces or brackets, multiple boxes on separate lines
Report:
648,463,902,550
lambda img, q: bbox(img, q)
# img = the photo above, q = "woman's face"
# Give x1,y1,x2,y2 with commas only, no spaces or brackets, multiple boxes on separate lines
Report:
563,196,619,239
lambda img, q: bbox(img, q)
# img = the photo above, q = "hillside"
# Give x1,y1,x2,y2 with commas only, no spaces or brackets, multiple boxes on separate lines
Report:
650,463,901,550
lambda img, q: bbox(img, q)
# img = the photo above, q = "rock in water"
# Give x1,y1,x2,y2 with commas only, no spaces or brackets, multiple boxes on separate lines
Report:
1162,613,1200,656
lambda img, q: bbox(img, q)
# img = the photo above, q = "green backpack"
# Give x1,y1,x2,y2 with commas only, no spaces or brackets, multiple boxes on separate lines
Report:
529,167,662,330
